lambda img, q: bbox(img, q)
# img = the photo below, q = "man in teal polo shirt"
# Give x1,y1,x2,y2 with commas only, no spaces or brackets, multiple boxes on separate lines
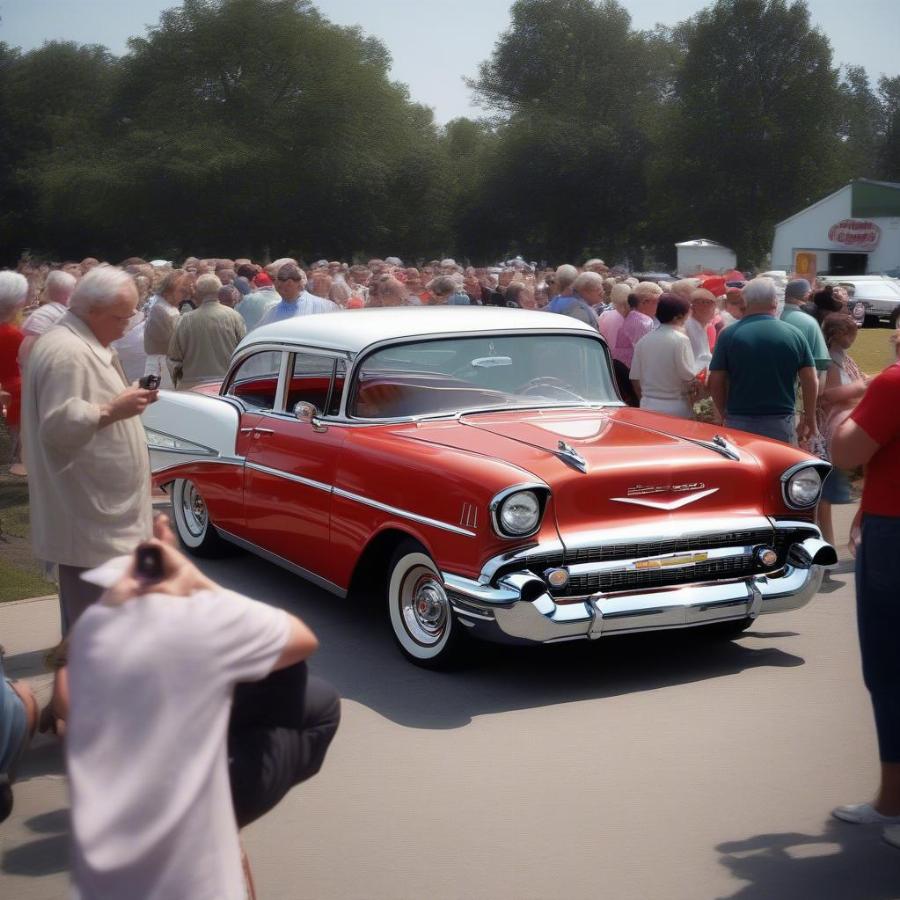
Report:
781,278,830,377
708,277,818,445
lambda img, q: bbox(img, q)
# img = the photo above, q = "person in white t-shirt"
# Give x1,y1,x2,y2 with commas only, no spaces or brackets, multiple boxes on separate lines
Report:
66,524,338,900
629,293,698,419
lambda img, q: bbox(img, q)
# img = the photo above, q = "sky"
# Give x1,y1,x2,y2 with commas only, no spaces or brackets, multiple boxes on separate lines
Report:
1,0,899,123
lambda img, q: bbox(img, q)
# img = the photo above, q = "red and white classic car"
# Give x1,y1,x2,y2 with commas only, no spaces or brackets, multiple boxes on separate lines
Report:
143,307,837,666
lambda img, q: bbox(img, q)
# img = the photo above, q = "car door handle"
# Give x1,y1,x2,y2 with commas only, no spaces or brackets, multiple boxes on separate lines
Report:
254,427,275,435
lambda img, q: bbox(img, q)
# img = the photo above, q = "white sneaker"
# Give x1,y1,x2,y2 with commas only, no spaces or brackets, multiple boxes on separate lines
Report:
832,803,900,825
884,825,900,849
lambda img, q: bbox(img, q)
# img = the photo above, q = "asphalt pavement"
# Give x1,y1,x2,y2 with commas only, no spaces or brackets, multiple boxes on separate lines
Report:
2,502,899,899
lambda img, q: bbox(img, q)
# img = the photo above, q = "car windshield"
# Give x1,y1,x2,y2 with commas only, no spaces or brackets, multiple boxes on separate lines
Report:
350,333,618,419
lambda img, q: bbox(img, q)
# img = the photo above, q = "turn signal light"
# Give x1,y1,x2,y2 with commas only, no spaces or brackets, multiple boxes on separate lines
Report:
544,568,570,589
755,546,778,568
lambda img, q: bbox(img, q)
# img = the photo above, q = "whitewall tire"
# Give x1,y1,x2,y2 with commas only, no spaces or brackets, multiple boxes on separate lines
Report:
387,541,463,667
171,478,229,557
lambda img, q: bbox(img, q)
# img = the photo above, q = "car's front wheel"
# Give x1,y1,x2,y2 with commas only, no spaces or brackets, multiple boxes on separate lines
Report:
387,540,464,668
171,478,232,557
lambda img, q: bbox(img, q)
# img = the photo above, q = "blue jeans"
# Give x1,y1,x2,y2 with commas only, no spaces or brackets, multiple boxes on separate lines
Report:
724,413,796,445
856,514,900,762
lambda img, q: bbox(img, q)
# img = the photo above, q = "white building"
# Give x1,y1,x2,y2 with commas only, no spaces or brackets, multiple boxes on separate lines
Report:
771,179,900,276
675,239,737,276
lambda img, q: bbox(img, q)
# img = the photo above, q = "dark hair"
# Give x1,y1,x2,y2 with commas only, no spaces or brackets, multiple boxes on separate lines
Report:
236,263,256,279
812,285,841,322
656,292,691,323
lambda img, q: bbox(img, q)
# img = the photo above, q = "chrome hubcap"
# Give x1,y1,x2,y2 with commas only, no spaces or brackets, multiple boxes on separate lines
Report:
181,483,207,537
400,568,449,646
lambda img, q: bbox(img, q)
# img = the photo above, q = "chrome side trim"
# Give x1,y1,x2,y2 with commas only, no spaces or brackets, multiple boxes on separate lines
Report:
332,487,476,537
229,460,475,538
245,461,332,495
215,528,347,597
151,456,245,477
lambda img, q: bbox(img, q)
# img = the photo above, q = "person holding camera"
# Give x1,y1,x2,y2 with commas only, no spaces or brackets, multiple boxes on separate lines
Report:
20,266,159,633
65,522,339,899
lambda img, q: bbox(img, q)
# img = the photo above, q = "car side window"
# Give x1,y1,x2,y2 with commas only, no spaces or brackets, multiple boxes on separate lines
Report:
286,352,340,415
225,351,282,410
327,360,347,416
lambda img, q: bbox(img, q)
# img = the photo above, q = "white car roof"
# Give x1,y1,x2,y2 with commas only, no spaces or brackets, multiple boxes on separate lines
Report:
238,306,596,355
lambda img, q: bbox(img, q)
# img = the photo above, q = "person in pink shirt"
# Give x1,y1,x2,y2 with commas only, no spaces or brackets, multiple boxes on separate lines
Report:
612,283,660,370
598,283,630,348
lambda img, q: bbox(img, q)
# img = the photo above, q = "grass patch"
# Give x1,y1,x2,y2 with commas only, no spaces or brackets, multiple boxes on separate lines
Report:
0,559,55,604
0,478,30,539
852,326,897,375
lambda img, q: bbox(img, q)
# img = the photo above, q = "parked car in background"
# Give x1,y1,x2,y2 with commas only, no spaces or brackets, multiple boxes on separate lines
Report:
142,308,836,667
820,275,900,328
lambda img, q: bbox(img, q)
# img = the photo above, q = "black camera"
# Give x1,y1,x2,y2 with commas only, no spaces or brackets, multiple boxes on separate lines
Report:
138,374,161,390
135,543,164,581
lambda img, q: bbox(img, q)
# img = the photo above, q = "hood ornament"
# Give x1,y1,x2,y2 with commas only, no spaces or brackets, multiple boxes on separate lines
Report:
556,440,587,474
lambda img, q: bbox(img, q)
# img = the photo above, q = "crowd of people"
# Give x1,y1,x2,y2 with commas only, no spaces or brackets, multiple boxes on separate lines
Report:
0,247,899,878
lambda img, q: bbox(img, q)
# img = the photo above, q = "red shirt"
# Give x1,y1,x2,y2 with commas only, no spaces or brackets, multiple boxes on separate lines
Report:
852,362,900,516
0,323,24,427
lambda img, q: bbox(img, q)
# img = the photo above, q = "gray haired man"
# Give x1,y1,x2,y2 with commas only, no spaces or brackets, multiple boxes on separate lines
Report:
21,266,158,633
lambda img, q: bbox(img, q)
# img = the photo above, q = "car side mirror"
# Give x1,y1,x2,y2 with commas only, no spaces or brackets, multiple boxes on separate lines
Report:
293,400,319,422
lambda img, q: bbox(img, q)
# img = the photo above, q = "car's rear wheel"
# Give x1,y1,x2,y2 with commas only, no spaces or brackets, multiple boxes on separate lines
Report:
387,540,464,668
171,478,232,557
863,314,880,329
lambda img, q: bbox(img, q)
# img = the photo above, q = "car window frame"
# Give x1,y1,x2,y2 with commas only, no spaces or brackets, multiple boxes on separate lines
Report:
276,348,347,420
221,346,289,413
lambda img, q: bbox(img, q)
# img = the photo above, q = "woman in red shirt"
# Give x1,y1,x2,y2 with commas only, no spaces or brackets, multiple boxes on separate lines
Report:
830,330,900,849
0,272,28,471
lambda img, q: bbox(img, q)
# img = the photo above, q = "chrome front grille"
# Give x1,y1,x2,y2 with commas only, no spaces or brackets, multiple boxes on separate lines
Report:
507,526,818,598
561,528,774,565
567,555,758,595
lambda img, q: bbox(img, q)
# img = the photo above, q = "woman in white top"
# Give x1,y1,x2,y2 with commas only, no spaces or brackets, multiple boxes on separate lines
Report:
629,293,698,419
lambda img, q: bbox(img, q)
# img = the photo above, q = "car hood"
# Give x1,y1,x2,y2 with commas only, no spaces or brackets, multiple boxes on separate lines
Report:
400,408,767,527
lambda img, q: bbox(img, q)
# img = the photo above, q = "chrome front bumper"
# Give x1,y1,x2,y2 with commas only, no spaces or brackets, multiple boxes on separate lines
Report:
443,536,837,645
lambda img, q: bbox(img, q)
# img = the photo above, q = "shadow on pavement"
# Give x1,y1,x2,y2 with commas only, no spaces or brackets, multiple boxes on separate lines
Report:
203,552,806,730
715,820,900,899
2,808,69,877
15,739,64,784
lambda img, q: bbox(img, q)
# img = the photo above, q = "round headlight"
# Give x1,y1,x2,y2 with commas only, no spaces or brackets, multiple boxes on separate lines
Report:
498,490,541,535
786,468,822,507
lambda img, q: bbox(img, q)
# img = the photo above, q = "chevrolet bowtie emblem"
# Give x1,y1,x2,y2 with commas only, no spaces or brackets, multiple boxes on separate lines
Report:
611,486,719,510
634,552,709,570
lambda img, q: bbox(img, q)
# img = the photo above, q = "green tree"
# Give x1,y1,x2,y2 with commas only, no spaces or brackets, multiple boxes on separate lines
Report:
649,0,843,267
4,0,450,262
878,75,900,181
835,66,883,180
467,0,667,262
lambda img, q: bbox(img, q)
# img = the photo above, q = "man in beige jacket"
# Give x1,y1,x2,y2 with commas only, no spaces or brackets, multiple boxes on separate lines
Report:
21,266,159,633
167,274,246,390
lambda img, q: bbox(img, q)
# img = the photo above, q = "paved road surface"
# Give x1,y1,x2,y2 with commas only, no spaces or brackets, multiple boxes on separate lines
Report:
2,503,898,899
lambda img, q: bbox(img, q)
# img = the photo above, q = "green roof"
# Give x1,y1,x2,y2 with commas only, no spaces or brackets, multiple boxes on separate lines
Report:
851,179,900,218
